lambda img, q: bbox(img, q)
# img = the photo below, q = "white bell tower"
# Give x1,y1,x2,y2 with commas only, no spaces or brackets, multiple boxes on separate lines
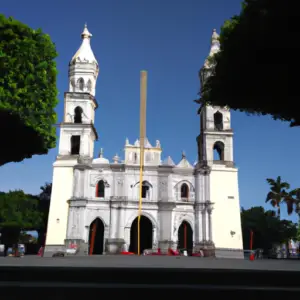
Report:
45,25,99,254
59,23,99,158
197,29,234,167
194,29,244,258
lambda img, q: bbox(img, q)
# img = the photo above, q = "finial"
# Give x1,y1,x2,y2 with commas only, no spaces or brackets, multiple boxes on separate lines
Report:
99,148,103,158
81,23,92,39
203,27,220,65
182,151,186,159
113,153,120,164
125,138,129,145
211,28,219,45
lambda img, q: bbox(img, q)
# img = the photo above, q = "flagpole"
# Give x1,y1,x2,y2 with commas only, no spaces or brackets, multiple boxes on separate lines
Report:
138,70,147,255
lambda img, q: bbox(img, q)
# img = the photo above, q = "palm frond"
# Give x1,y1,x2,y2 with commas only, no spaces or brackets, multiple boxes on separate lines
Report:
289,188,300,198
266,178,276,185
266,191,275,202
285,199,294,215
281,182,290,189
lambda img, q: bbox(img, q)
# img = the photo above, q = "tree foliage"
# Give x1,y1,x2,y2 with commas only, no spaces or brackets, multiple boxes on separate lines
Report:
0,14,58,166
265,176,300,217
241,206,297,251
0,190,43,229
37,182,51,245
0,190,43,245
0,183,51,246
199,0,298,126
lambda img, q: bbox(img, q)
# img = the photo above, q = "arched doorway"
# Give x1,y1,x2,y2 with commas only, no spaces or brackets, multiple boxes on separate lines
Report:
88,218,105,255
129,216,153,254
178,221,193,255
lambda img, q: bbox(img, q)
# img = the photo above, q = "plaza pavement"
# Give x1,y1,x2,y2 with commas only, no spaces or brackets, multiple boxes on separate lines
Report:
0,255,300,271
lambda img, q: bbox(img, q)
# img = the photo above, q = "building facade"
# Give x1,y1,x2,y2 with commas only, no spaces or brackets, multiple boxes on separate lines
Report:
44,25,244,258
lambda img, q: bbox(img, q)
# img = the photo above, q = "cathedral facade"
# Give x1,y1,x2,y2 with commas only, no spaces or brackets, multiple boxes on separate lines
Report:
44,25,244,258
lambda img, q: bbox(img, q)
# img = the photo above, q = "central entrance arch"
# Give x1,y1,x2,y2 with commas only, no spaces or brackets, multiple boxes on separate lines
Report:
88,218,105,255
129,216,153,254
178,221,193,255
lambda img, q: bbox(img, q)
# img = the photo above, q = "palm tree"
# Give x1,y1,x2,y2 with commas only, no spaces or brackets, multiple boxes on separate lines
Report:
286,188,300,216
266,176,290,218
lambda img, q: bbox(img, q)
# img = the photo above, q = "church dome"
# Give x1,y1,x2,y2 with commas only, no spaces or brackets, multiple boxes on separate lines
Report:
92,148,109,164
70,24,98,66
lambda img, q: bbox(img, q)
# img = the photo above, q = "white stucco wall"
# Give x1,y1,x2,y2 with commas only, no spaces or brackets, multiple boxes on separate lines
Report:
46,162,75,245
209,166,243,249
65,95,97,124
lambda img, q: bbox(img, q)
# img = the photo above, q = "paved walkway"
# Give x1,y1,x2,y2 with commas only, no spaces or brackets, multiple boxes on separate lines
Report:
0,255,300,271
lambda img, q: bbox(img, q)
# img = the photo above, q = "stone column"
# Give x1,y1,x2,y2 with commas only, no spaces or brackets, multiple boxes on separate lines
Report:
158,202,176,252
105,197,126,254
203,201,215,257
66,206,74,239
194,205,203,243
207,205,213,241
152,227,157,249
118,205,125,239
202,209,207,242
194,164,211,252
110,201,117,239
73,169,79,197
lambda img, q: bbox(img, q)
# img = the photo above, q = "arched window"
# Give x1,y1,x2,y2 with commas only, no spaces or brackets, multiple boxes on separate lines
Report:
181,183,189,199
96,180,105,198
74,106,83,123
78,78,84,91
87,80,92,92
142,183,149,199
134,180,152,200
214,111,223,130
213,141,225,161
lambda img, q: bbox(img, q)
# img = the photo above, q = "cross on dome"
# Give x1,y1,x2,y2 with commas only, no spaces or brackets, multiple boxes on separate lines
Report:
99,148,104,158
81,23,92,39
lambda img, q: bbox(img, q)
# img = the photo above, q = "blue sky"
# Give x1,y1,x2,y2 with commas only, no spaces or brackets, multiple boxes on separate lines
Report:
1,0,299,222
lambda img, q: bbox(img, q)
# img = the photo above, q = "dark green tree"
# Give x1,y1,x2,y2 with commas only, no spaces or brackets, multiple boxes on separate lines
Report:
37,182,51,245
0,190,43,246
296,221,300,241
241,206,297,253
198,0,299,126
0,14,58,166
